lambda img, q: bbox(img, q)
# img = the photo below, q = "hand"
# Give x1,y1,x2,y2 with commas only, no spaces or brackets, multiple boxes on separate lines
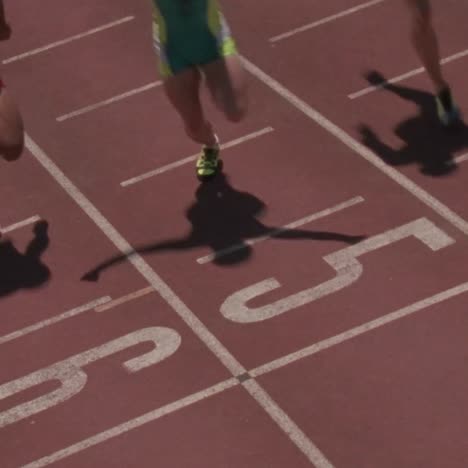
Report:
0,21,11,41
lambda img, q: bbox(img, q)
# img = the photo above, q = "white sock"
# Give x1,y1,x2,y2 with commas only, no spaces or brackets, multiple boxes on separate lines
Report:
204,134,220,150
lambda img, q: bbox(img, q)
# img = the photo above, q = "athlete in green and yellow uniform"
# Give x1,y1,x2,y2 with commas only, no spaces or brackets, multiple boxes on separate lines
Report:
152,0,247,180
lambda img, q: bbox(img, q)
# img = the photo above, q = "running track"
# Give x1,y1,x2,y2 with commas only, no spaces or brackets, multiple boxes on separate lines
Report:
1,1,468,467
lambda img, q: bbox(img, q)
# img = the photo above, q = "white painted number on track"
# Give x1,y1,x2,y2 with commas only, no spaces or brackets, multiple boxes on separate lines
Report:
221,218,454,323
0,327,181,429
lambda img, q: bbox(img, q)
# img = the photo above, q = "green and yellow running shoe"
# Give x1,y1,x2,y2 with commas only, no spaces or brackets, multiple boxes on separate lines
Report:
196,145,221,181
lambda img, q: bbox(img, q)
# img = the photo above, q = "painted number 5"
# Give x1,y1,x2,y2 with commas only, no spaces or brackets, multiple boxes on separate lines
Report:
221,218,454,323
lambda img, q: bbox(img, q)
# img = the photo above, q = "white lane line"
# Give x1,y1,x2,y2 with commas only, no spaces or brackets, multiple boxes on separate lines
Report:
197,196,365,265
349,48,468,99
26,133,332,467
22,378,239,468
25,134,246,376
56,81,163,122
121,127,274,187
22,281,468,467
0,297,112,346
455,152,468,164
22,55,468,467
270,0,386,43
3,16,135,65
243,379,334,467
252,281,468,378
240,55,468,236
95,287,154,312
1,215,41,234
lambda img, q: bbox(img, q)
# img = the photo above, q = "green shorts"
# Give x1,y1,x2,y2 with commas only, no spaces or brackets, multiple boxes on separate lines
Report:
152,0,237,78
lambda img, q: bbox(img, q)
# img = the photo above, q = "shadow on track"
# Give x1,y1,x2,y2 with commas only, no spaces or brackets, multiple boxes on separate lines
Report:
82,172,366,282
358,70,467,177
0,220,51,297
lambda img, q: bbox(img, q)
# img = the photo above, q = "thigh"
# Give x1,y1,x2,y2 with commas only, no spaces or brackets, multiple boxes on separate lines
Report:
202,54,248,121
163,67,205,125
200,2,247,120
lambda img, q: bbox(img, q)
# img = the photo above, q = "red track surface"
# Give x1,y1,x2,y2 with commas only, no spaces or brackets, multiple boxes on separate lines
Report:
1,1,468,467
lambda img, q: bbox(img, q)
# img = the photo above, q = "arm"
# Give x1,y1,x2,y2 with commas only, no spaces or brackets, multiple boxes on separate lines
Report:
0,1,12,41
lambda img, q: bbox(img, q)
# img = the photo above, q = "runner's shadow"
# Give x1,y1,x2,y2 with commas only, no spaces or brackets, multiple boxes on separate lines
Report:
82,172,366,282
358,70,467,177
0,220,51,297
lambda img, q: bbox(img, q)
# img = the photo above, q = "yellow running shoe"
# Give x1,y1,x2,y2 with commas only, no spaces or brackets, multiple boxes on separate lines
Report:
196,145,221,181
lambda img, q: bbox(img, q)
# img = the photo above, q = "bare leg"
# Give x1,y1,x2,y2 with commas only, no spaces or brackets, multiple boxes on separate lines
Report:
405,0,446,92
163,68,218,147
202,54,248,123
405,0,461,125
